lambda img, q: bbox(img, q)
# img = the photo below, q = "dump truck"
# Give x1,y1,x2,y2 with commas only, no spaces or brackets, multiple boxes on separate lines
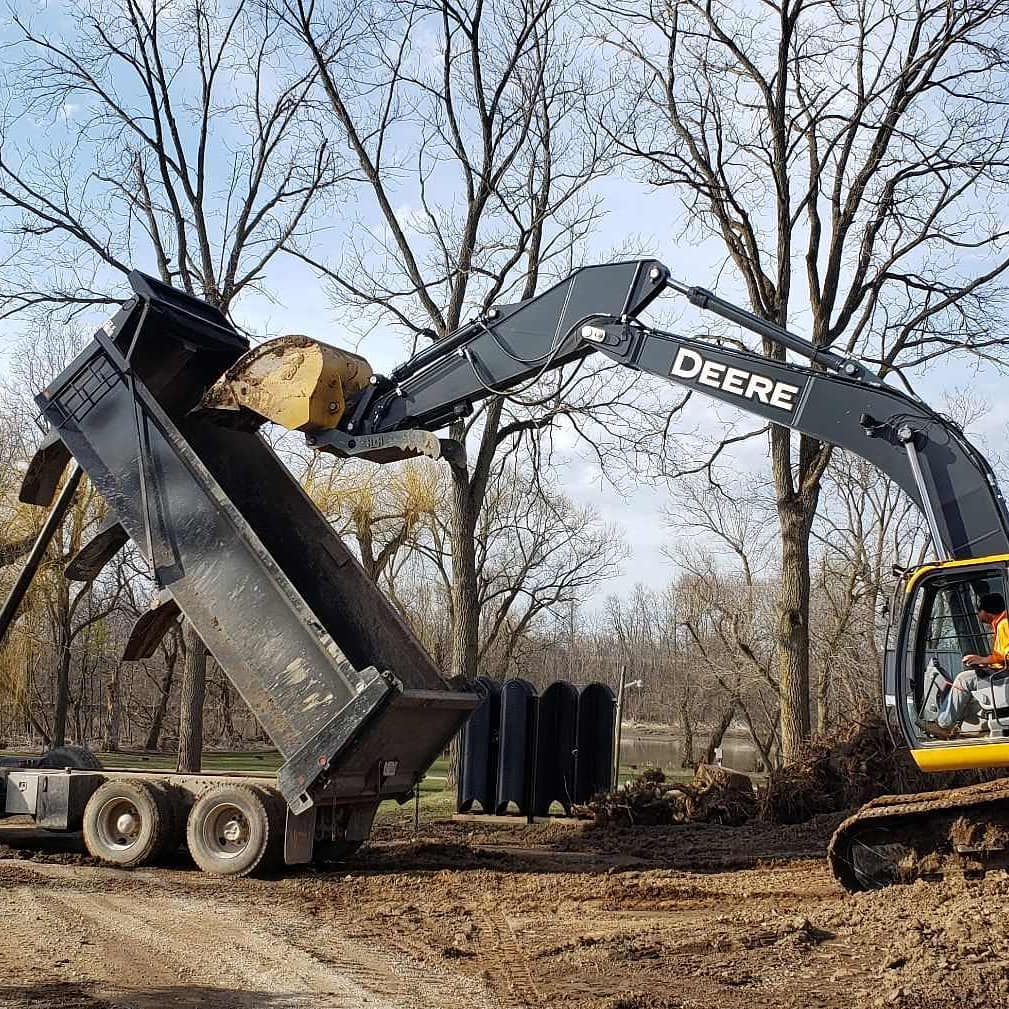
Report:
0,272,476,874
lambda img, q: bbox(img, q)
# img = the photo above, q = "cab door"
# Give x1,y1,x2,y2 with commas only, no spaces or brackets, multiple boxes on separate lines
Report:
890,561,1009,766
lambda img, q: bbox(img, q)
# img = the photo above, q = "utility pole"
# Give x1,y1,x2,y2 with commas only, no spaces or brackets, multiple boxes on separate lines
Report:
612,666,646,789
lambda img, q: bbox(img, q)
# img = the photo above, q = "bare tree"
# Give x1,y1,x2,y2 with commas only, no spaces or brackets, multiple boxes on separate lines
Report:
271,0,620,679
0,0,339,321
665,473,782,768
472,452,624,675
177,623,207,772
304,456,443,582
810,455,925,730
600,0,1009,759
144,625,183,751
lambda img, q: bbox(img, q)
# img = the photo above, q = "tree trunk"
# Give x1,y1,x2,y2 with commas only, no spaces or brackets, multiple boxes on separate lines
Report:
703,703,736,765
444,733,461,792
51,625,72,747
177,622,207,773
103,663,122,752
678,698,695,768
443,447,481,794
815,658,831,734
145,659,177,751
776,496,814,763
218,668,238,745
449,469,480,679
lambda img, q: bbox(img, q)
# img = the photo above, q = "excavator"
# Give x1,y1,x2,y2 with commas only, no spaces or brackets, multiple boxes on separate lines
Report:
6,257,1009,888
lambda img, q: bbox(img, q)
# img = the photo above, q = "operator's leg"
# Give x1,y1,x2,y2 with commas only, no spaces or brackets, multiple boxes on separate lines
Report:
938,669,980,728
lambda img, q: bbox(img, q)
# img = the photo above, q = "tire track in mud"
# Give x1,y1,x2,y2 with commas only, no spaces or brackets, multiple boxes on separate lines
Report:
475,907,541,1006
0,871,501,1009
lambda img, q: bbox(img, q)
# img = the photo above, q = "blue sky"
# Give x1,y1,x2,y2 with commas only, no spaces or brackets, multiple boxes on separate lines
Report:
4,3,1008,611
227,171,1009,608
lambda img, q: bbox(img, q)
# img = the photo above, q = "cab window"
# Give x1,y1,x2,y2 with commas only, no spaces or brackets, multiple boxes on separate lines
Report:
901,568,1008,734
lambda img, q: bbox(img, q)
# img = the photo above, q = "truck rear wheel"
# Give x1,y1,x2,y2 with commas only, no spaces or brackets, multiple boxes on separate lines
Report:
186,784,278,876
82,779,169,867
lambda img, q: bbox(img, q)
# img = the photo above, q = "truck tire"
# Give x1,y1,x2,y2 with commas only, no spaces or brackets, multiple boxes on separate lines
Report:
186,784,278,876
36,745,103,770
147,781,185,860
82,778,169,867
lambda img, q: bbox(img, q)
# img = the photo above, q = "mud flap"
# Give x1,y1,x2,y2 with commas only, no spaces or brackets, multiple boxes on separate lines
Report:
284,805,317,865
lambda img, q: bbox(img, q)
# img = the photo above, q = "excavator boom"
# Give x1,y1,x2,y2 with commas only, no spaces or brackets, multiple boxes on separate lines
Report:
216,258,1009,563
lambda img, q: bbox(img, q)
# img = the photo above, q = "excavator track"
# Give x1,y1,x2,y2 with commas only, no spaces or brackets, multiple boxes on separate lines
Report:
829,777,1009,892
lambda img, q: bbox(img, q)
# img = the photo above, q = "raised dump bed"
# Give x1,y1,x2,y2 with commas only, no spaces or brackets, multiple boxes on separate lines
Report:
2,272,475,873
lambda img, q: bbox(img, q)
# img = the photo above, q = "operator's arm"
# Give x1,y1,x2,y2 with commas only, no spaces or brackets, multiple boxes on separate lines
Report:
963,621,1009,667
963,650,1002,667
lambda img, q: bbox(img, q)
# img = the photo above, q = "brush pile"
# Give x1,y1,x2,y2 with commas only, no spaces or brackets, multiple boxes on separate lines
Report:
581,763,757,828
761,711,958,824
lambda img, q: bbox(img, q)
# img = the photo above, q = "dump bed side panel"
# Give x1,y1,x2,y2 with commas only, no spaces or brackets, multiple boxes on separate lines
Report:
38,337,381,758
183,420,446,691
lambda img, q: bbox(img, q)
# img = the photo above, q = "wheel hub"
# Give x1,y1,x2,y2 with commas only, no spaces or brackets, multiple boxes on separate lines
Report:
115,812,139,836
96,797,143,850
222,818,244,843
202,802,252,858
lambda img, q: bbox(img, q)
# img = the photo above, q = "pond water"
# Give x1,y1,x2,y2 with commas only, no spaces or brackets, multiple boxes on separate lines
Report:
621,730,762,773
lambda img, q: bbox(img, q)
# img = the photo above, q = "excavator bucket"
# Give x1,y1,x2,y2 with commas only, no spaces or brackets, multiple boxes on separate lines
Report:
199,335,448,465
200,336,373,433
22,271,475,815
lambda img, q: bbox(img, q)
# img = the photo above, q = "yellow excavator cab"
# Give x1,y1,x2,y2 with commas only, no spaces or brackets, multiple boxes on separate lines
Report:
889,554,1009,770
201,335,373,433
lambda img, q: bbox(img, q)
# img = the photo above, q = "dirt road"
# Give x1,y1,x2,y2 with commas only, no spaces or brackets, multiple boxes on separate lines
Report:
2,810,1008,1009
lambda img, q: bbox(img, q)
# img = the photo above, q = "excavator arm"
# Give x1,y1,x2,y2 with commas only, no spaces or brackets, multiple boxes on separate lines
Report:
215,258,1009,563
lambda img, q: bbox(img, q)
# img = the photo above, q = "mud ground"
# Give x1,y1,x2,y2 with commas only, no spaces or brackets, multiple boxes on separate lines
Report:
2,807,1008,1009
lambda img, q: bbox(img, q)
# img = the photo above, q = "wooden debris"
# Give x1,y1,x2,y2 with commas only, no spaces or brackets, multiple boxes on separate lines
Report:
578,763,757,828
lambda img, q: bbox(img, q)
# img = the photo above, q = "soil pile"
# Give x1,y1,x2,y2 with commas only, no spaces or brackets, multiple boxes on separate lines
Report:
761,713,949,824
581,763,757,828
814,873,1009,1008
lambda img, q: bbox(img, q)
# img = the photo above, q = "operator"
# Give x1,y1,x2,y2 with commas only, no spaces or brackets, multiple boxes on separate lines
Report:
925,592,1009,739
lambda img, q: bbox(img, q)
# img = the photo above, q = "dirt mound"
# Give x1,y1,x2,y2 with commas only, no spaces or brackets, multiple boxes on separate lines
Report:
761,712,966,824
580,763,757,828
0,840,97,867
813,874,1009,1008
